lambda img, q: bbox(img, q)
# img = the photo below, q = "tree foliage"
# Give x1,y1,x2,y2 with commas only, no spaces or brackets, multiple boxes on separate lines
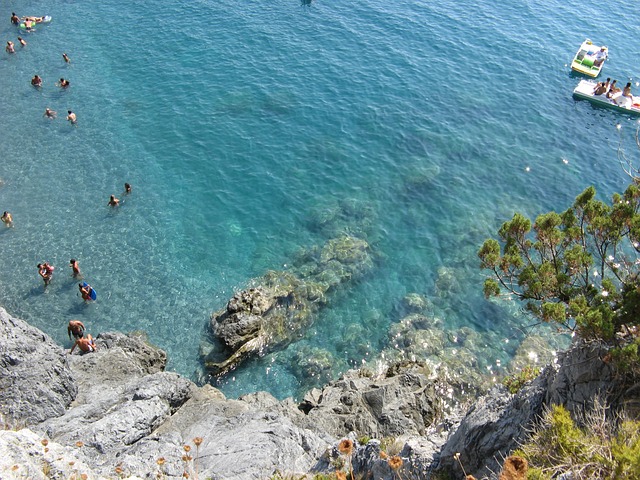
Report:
478,184,640,341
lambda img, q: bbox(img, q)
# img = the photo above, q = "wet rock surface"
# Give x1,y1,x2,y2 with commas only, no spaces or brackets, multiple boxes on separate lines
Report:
202,235,374,378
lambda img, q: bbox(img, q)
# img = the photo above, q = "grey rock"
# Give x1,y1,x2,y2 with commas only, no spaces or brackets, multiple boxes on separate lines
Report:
0,307,76,426
299,363,441,439
436,341,624,479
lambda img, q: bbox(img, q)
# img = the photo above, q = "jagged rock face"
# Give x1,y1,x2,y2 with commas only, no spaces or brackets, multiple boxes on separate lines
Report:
0,307,76,426
436,341,628,479
298,364,441,439
204,235,373,378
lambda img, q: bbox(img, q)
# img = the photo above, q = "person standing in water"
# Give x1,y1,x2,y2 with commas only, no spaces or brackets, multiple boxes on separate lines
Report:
37,262,54,286
107,194,119,207
62,52,70,63
67,110,77,124
1,211,13,227
69,259,81,277
79,282,94,301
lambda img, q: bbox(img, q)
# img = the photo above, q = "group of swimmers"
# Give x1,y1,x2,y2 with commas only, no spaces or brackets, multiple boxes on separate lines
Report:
7,12,76,124
67,319,97,354
593,78,634,102
36,261,98,354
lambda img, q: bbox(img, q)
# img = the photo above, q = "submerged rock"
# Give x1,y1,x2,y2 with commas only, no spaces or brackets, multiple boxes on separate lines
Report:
203,235,373,378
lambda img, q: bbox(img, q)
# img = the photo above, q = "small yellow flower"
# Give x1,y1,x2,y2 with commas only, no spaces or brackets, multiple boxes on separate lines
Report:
44,447,49,453
156,457,166,466
80,474,88,480
388,455,403,470
115,466,124,475
41,439,49,447
75,441,84,448
379,451,388,460
335,471,347,480
183,472,190,478
182,455,193,462
338,439,354,455
68,461,75,467
193,437,203,447
11,465,19,471
183,445,191,452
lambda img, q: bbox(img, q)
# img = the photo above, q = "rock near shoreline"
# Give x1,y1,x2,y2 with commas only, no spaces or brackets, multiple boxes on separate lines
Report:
0,306,631,479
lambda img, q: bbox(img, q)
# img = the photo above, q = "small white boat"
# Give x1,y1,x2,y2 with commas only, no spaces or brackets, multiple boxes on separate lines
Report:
571,39,607,77
573,80,640,116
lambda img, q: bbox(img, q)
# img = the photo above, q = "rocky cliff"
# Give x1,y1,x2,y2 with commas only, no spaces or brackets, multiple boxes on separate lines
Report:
0,306,630,479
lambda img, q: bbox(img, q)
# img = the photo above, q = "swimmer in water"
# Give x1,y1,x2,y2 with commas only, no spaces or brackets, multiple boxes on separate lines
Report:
1,211,13,227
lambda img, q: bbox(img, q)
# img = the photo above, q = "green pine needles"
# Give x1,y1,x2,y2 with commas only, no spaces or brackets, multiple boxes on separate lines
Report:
479,183,640,342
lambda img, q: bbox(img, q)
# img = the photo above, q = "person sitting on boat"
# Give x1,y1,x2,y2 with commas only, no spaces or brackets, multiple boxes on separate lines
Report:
593,82,607,96
606,80,620,98
623,82,633,99
592,47,607,67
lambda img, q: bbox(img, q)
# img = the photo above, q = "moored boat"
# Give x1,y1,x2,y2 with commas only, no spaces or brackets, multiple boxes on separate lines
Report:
573,79,640,116
571,39,607,77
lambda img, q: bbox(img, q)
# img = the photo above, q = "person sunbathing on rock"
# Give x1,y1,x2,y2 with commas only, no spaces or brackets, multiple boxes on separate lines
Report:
70,334,97,354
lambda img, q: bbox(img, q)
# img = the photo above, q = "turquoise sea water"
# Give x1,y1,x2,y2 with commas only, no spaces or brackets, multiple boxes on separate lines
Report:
1,0,639,399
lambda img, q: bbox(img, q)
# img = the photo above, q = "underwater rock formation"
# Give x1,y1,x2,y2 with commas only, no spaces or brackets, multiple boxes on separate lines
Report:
202,235,373,378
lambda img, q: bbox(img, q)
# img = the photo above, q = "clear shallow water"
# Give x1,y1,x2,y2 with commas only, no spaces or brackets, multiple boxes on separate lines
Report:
1,0,638,399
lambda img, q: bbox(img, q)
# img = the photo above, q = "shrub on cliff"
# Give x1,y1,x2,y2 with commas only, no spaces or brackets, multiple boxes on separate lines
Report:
478,183,640,345
514,403,640,479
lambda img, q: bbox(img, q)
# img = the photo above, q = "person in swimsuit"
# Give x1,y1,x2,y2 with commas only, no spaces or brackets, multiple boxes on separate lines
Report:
44,108,57,119
67,320,86,340
79,282,94,301
70,334,97,354
1,211,12,227
6,41,15,53
69,259,81,277
124,183,132,194
11,12,20,25
62,53,70,63
108,194,119,207
67,110,77,124
57,78,70,88
17,37,26,47
31,75,42,87
38,262,54,285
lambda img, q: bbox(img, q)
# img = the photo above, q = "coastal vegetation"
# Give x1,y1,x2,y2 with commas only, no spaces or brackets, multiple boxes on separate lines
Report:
479,182,640,364
479,180,640,478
